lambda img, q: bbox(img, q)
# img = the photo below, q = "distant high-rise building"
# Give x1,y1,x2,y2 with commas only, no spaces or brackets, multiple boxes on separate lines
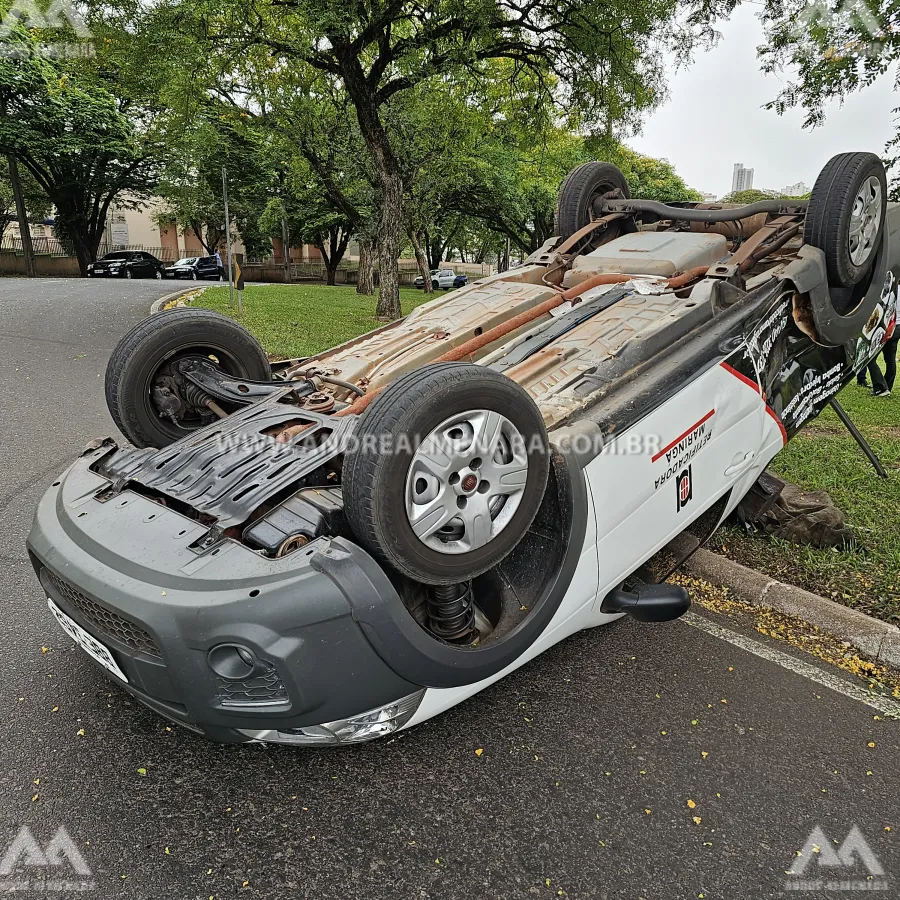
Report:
732,163,754,193
781,181,810,197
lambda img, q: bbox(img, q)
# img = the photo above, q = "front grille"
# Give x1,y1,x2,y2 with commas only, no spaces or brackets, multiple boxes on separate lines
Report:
216,666,288,707
43,569,162,658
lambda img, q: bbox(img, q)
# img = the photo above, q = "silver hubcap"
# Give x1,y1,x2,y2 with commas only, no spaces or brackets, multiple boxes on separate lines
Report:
405,410,529,555
849,176,882,267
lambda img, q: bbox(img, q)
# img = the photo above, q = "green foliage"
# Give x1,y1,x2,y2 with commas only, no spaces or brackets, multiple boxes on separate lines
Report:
0,13,162,269
605,145,704,203
155,109,271,255
718,188,785,204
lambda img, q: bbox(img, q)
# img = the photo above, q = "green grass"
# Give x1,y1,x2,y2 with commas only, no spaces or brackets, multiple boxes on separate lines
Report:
195,285,900,624
718,383,900,625
192,283,433,358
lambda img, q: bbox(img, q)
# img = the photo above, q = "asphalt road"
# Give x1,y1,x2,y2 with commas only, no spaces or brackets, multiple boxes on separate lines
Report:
1,276,898,899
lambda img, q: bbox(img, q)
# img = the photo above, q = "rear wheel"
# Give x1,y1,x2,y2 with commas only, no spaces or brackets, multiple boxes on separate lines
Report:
804,152,889,345
805,152,887,288
105,308,271,448
342,363,551,585
554,161,636,247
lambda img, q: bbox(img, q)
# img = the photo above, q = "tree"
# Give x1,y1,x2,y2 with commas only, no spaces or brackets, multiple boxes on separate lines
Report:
718,188,784,204
0,158,49,241
603,144,704,203
0,17,162,274
168,0,733,318
757,2,900,193
156,109,272,256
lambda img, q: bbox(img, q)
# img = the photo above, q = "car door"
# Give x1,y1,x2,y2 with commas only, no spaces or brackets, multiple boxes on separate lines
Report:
584,356,766,621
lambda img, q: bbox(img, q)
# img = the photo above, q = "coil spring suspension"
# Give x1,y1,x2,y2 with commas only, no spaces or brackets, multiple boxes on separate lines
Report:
427,581,475,642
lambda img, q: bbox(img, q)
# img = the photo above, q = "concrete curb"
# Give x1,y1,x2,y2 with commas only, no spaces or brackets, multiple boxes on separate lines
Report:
672,537,900,668
149,287,200,314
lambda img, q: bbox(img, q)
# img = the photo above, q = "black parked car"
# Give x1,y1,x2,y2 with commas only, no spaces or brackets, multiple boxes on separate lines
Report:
454,274,469,288
88,251,165,279
164,256,224,281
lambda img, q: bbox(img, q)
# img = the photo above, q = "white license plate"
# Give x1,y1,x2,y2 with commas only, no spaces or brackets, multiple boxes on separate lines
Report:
47,598,129,683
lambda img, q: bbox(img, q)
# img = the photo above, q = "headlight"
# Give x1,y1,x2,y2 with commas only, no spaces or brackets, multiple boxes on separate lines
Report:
237,690,425,746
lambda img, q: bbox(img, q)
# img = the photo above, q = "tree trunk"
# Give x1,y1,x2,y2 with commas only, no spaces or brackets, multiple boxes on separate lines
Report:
337,51,403,319
356,238,375,295
374,171,403,319
409,228,432,294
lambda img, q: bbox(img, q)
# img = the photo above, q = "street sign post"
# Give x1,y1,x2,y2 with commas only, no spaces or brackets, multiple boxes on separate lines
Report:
222,167,235,308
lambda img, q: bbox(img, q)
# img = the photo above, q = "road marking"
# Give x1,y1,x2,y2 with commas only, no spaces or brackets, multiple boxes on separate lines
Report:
682,611,900,717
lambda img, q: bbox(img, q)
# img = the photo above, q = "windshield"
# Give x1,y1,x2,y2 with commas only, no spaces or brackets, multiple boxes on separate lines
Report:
173,258,197,266
102,252,130,261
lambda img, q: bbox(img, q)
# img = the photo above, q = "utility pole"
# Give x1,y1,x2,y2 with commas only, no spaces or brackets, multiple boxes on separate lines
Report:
222,167,235,308
8,154,35,277
281,210,292,284
278,171,291,284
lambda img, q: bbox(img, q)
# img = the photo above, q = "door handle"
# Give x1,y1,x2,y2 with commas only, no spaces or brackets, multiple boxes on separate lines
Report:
724,451,756,477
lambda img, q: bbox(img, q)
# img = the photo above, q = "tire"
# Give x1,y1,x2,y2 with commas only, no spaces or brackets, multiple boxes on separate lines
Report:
105,308,271,449
431,280,439,290
342,363,551,585
554,161,635,243
125,269,133,280
191,272,198,281
804,152,887,288
155,270,162,280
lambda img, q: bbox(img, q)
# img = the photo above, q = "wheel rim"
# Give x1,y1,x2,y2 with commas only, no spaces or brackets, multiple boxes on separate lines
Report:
404,410,529,555
849,176,883,267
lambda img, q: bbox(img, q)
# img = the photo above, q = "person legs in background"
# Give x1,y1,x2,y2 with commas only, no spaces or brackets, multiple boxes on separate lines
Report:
882,333,898,393
868,355,889,396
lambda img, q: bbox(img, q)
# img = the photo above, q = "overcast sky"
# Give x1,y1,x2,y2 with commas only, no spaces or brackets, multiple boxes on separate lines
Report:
628,4,899,197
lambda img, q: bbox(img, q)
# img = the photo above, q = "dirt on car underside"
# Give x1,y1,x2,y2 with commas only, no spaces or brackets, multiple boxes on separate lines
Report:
303,263,727,431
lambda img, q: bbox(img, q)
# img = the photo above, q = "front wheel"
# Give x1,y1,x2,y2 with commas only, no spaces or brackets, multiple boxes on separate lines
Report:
125,269,133,280
155,270,163,280
191,272,198,281
342,363,551,585
105,308,271,448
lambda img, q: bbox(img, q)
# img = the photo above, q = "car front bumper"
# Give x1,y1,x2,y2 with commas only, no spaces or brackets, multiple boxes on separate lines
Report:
26,446,423,744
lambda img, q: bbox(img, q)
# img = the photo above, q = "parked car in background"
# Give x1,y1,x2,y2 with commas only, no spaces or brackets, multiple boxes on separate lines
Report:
454,274,469,288
164,256,224,281
431,268,457,289
88,251,165,279
414,269,438,289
